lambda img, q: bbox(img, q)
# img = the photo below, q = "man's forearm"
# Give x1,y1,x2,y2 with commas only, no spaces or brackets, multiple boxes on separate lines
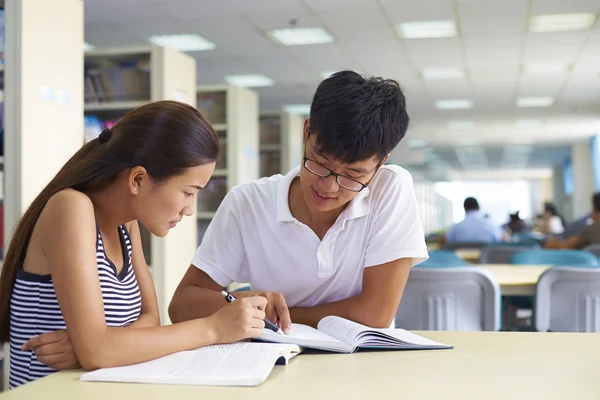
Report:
168,286,227,323
290,294,395,329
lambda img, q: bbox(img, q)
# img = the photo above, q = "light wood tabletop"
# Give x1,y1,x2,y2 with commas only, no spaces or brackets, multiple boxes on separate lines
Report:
455,248,482,262
3,331,600,399
476,264,550,296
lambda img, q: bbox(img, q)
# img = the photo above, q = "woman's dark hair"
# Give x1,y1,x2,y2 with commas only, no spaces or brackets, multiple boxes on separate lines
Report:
0,100,219,342
544,202,567,228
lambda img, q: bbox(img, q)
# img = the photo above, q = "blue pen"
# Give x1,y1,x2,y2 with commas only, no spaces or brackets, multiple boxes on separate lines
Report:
221,290,282,333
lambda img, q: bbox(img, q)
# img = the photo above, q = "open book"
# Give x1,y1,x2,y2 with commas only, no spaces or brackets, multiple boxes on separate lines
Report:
257,316,452,353
80,342,301,387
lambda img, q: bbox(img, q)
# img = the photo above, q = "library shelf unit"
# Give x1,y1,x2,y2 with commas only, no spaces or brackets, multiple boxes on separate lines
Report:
84,44,197,324
259,111,304,177
195,84,259,246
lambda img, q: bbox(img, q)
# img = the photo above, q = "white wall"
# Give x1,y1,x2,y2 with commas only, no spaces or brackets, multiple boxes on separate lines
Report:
571,142,594,218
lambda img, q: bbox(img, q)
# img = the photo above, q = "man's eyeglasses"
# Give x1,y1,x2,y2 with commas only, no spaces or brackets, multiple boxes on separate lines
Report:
303,157,368,192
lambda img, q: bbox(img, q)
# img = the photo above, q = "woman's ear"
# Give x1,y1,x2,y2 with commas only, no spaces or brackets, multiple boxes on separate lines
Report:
128,166,148,195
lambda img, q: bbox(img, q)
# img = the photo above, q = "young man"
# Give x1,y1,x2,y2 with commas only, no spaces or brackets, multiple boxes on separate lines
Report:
443,197,504,244
169,71,428,332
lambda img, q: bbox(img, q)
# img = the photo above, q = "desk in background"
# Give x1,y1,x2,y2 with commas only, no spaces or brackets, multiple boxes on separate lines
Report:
3,331,599,399
477,264,549,296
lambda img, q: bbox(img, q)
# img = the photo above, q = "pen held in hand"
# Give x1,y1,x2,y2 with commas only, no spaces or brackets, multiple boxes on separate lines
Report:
221,290,284,334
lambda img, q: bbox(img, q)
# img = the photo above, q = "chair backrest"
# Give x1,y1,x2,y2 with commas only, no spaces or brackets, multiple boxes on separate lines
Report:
418,250,467,268
583,244,600,258
442,241,487,251
535,267,600,332
479,245,539,264
395,267,501,331
510,249,600,267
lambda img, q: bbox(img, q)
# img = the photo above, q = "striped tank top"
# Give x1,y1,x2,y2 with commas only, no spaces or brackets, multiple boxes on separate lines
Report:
9,224,142,389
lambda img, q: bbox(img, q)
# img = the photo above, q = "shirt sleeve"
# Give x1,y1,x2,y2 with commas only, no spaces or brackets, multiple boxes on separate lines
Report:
191,188,248,287
363,169,429,268
578,224,594,247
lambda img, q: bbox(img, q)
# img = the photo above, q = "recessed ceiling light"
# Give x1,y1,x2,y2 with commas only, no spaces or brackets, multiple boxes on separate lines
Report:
83,42,95,51
283,104,311,115
523,62,570,75
267,27,334,46
436,99,473,110
396,20,457,39
422,67,465,80
409,140,428,148
529,13,596,33
224,74,274,87
149,34,216,51
517,97,554,107
515,119,542,129
448,120,475,130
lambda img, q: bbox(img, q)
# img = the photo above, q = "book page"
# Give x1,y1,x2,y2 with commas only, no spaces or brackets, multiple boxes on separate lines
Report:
317,316,370,344
80,343,299,386
259,323,352,352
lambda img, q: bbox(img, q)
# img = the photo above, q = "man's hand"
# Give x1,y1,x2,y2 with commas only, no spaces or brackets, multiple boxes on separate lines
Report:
235,291,292,334
22,330,80,370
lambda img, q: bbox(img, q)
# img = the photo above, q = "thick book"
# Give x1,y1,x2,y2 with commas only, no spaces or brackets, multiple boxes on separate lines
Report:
79,342,301,387
257,316,453,353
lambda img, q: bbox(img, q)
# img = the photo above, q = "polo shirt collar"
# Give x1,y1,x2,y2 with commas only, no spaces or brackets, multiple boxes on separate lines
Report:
276,166,372,223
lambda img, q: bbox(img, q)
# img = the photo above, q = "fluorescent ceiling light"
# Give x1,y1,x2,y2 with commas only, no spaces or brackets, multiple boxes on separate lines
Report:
267,27,334,46
422,67,464,80
408,140,428,148
523,62,570,75
515,119,542,129
83,42,95,51
436,99,473,110
320,69,362,79
224,74,274,87
283,104,311,115
149,34,216,51
396,20,457,39
529,13,596,33
517,97,554,108
448,120,475,130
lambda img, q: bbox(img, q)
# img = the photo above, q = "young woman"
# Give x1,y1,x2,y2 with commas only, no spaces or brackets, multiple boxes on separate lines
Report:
0,101,267,388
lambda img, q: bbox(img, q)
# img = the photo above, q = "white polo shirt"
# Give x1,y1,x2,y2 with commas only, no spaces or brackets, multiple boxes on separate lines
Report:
191,165,428,308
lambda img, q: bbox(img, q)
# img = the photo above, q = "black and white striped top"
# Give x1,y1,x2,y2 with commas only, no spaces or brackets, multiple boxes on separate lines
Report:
9,224,142,389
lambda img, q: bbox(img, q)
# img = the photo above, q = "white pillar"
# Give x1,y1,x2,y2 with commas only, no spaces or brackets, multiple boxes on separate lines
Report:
571,142,594,219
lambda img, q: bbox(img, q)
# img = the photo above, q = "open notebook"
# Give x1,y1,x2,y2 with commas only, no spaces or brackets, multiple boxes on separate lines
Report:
257,316,452,353
80,342,301,387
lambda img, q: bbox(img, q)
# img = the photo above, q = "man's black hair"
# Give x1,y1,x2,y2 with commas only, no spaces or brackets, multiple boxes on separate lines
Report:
464,197,479,211
308,70,409,164
593,193,600,212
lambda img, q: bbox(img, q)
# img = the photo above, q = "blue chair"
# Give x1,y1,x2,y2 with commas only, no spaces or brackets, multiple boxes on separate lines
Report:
417,250,468,268
480,245,539,264
509,249,600,267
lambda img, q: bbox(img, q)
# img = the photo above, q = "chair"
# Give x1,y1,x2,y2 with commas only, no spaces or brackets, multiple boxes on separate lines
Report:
479,245,539,264
395,267,501,331
417,250,467,268
535,267,600,332
583,244,600,258
509,249,600,267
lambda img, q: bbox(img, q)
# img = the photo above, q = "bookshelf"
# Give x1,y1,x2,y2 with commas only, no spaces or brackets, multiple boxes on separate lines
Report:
195,85,259,245
84,45,197,325
259,111,304,177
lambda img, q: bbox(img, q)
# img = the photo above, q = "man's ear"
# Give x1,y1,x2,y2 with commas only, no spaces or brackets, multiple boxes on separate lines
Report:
303,117,310,144
381,154,390,165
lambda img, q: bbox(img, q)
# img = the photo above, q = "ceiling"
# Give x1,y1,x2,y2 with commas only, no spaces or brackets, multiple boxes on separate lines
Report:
84,0,600,178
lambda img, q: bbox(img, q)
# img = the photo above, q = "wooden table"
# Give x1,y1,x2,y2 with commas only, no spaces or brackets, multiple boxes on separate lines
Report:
4,331,600,399
455,249,481,263
477,264,549,296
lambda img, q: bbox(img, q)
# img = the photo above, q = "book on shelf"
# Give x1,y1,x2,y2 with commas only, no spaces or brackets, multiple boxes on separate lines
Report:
85,58,150,104
79,342,301,387
257,316,453,353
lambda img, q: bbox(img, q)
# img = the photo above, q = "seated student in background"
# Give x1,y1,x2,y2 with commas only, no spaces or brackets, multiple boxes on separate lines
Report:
545,193,600,249
444,197,503,243
0,101,267,388
542,202,566,235
169,71,428,332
